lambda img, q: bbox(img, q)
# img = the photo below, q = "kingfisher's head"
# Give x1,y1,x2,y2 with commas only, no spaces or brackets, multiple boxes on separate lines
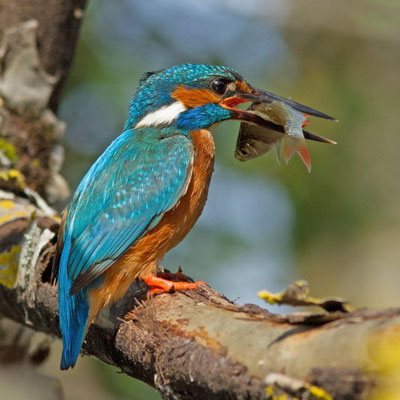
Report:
125,64,333,132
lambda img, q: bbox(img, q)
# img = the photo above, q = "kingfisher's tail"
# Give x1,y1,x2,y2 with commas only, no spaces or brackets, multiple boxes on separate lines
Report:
58,251,89,370
59,278,89,370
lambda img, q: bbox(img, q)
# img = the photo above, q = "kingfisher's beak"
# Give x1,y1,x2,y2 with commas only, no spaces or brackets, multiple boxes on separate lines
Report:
219,87,336,144
239,88,336,120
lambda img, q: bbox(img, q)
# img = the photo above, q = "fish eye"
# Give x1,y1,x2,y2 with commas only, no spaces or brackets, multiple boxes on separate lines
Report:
210,79,228,95
239,147,251,156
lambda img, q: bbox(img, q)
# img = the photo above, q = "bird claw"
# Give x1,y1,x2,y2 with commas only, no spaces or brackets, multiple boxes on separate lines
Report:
143,275,205,295
155,267,195,283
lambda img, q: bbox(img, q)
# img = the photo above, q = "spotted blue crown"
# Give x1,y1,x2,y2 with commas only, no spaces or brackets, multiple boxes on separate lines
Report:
124,64,245,132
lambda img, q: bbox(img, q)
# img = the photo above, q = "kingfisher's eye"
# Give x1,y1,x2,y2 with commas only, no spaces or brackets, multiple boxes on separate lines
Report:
210,79,228,94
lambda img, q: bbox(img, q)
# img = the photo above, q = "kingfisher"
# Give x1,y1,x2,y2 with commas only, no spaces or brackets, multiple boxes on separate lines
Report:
52,64,332,369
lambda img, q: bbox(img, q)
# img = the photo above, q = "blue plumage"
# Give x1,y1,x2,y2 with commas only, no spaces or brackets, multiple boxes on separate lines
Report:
177,103,232,131
58,226,89,370
125,64,243,129
57,128,193,368
67,129,193,287
54,63,258,369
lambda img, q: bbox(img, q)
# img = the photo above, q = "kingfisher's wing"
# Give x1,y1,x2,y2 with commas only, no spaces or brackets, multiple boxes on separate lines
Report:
58,129,194,295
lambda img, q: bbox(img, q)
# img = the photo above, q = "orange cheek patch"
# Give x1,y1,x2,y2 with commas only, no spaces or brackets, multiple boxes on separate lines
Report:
172,86,221,108
235,80,252,93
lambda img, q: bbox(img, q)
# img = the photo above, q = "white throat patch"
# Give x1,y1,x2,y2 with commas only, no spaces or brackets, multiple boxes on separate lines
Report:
134,101,186,129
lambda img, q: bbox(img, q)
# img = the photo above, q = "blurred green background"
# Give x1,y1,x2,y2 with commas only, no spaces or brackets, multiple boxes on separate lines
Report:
37,0,400,398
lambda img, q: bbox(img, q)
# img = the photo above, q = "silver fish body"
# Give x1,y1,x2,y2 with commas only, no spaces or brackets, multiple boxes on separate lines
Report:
235,121,283,161
235,101,314,171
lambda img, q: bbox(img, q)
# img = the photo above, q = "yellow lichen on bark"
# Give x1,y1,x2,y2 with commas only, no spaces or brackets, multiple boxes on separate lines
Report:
0,244,21,288
0,168,26,188
367,326,400,399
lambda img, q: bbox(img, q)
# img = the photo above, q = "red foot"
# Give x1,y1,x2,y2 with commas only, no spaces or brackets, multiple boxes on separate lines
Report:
142,275,205,295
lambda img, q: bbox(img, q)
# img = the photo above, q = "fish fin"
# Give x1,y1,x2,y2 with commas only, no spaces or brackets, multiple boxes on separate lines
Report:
273,142,282,165
282,136,312,173
302,113,311,127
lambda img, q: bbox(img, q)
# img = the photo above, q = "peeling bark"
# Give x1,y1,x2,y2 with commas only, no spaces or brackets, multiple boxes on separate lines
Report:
0,0,88,111
0,3,85,399
0,20,69,201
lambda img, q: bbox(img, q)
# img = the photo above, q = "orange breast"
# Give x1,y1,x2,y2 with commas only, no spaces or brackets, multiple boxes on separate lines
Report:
88,129,215,321
128,128,215,270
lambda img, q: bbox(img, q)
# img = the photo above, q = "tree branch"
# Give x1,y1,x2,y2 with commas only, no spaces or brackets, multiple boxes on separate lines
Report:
0,203,397,399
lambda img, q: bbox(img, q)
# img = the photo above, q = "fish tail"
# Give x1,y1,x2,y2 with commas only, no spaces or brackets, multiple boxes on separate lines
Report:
282,136,311,173
58,249,89,370
273,142,281,165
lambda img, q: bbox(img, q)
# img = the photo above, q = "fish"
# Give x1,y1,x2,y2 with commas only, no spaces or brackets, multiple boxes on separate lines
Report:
235,101,336,172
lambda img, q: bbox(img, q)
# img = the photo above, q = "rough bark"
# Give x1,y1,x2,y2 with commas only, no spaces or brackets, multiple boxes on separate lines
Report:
0,2,398,400
0,0,88,111
0,202,392,400
0,204,397,399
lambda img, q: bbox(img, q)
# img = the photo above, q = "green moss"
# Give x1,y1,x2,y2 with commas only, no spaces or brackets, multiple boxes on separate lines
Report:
266,385,300,400
0,244,21,288
0,168,26,188
31,158,41,168
0,139,17,162
258,290,283,305
304,384,332,400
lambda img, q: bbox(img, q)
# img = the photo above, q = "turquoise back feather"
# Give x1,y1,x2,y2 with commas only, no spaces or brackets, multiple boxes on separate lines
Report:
58,128,193,368
56,63,244,369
